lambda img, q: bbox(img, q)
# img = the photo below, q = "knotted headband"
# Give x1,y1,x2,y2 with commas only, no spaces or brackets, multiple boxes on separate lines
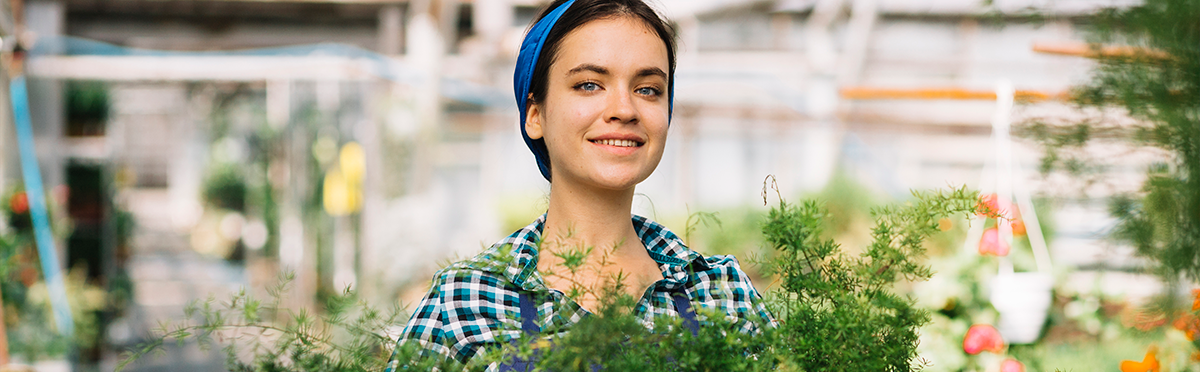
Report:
514,0,674,181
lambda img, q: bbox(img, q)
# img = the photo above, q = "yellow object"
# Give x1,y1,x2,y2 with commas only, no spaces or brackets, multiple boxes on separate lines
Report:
323,142,366,216
340,142,366,183
323,169,354,215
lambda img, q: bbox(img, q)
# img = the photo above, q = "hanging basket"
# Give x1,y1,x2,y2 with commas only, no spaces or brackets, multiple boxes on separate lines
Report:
971,79,1055,346
989,271,1053,344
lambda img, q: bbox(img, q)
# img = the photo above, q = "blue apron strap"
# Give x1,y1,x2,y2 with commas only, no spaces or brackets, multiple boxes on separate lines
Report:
672,292,699,336
499,292,540,372
519,292,540,335
505,291,693,371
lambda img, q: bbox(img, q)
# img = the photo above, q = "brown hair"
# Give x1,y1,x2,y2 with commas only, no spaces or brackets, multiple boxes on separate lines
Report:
526,0,678,108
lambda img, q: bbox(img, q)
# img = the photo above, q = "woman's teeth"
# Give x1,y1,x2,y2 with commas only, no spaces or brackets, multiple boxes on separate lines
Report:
593,139,640,147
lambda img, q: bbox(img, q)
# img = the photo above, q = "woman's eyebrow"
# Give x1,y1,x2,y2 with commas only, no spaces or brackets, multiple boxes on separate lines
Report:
567,64,609,76
636,67,667,79
565,64,666,80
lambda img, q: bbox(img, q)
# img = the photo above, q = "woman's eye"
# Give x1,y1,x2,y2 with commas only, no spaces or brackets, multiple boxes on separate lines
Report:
636,87,661,96
575,82,600,92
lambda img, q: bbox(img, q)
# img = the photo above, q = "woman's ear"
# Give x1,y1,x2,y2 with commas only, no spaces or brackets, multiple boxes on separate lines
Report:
525,99,544,140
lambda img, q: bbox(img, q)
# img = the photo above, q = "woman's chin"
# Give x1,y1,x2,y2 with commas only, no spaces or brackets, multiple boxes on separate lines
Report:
590,170,654,191
559,171,649,193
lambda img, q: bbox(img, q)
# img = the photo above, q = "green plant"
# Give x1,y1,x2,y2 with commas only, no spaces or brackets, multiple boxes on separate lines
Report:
480,181,983,372
65,80,110,136
122,182,981,372
489,293,774,372
1,265,107,362
474,236,776,372
117,271,461,372
0,185,106,362
202,164,248,212
758,180,984,371
1019,0,1200,284
1015,0,1200,366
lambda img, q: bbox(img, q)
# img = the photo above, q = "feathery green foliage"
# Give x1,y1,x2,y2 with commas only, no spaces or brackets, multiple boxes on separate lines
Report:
759,183,983,372
116,271,459,372
121,183,981,371
1019,0,1200,283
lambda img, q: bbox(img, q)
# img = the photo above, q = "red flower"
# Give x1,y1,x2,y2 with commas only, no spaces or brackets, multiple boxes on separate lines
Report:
1192,289,1200,311
975,193,1020,220
979,227,1010,256
976,193,1012,218
963,324,1004,355
10,192,28,215
1001,359,1025,372
1173,313,1200,340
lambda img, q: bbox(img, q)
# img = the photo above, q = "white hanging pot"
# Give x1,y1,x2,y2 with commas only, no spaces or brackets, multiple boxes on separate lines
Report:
989,272,1053,344
967,79,1056,346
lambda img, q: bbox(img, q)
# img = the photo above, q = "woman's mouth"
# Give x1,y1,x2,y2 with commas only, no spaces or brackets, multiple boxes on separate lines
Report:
590,139,642,147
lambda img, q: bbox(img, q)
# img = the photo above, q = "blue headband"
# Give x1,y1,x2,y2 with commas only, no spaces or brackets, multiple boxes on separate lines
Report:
515,0,673,181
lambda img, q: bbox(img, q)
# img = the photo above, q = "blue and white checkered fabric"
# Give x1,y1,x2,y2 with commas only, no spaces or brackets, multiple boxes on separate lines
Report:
385,214,777,370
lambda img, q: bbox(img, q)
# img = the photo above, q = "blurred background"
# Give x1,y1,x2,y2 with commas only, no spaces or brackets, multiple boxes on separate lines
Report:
0,0,1182,371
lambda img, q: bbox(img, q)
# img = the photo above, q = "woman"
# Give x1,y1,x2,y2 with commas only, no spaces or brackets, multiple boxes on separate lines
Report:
386,0,775,369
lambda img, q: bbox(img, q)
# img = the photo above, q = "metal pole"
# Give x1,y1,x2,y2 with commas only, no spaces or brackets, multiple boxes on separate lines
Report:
11,74,74,337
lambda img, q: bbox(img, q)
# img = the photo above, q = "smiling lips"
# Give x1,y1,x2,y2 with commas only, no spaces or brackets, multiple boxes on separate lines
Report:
591,139,642,147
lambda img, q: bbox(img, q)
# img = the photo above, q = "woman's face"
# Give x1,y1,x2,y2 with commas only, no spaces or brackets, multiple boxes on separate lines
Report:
525,16,670,191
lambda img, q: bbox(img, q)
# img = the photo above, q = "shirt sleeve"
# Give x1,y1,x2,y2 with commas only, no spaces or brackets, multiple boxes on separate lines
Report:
386,280,454,372
742,273,779,332
387,267,524,369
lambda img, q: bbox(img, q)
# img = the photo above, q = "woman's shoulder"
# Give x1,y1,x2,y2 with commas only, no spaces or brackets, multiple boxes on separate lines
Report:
429,243,527,291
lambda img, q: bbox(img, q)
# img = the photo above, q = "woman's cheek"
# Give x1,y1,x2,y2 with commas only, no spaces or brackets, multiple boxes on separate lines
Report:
571,107,590,123
574,96,603,117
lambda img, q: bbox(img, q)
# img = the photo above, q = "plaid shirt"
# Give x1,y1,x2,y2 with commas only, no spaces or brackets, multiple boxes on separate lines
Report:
386,214,777,370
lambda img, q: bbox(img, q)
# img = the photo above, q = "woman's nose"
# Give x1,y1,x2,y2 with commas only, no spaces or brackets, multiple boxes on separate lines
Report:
604,90,638,124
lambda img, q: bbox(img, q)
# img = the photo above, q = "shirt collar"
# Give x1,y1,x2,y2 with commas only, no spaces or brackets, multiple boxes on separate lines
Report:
494,214,708,292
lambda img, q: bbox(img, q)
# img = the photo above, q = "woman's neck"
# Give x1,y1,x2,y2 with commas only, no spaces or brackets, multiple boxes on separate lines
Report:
542,180,639,253
538,180,663,311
